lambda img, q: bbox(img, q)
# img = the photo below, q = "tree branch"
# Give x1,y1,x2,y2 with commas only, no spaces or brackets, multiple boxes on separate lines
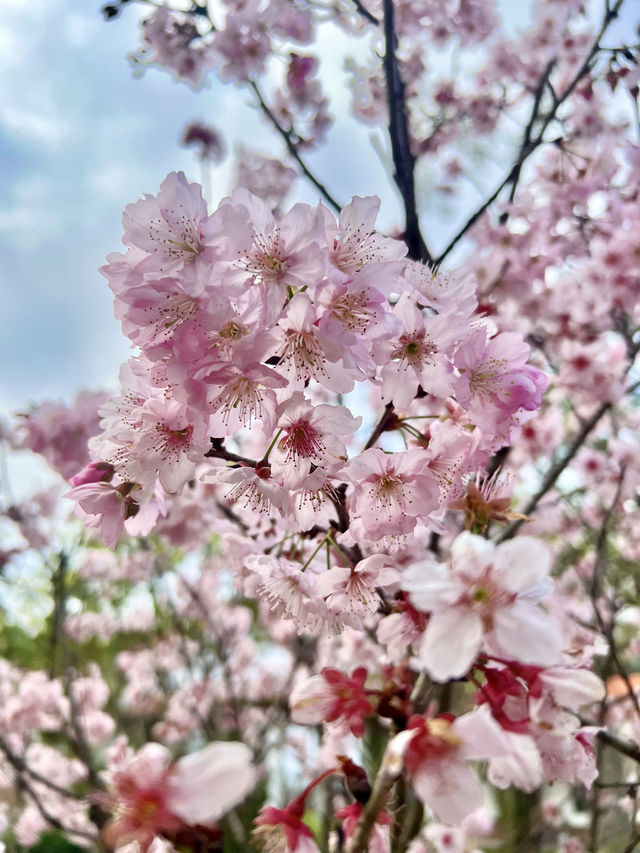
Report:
435,0,626,264
382,0,431,264
0,733,84,801
248,80,342,213
16,772,98,844
345,734,401,853
496,400,612,543
497,375,639,543
363,403,396,451
352,0,379,26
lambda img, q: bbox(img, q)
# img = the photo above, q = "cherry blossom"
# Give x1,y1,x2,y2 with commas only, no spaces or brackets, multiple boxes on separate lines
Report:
102,741,256,851
403,533,563,681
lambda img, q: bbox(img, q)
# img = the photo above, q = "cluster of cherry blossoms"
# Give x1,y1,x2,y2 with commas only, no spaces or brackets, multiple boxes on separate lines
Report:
67,170,545,553
44,168,608,851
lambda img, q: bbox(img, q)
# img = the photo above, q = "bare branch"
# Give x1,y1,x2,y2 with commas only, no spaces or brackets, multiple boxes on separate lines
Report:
352,0,379,26
496,399,612,543
15,772,98,844
248,80,342,213
363,403,396,451
497,375,640,543
382,0,432,263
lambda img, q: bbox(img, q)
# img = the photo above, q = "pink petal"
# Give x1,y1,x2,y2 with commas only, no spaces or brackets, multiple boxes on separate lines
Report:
420,608,483,682
168,742,256,825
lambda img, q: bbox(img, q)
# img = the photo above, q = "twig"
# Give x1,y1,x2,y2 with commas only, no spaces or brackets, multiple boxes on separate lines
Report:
590,467,640,721
409,671,434,715
435,0,626,264
205,439,257,467
16,772,98,843
622,833,640,853
496,399,612,543
363,403,396,451
496,376,639,543
352,0,378,25
594,728,640,764
64,669,106,796
0,733,83,801
248,80,342,213
508,59,556,203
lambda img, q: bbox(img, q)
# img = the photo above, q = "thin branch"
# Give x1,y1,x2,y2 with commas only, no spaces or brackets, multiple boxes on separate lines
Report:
65,669,107,796
621,833,640,853
248,80,342,213
205,439,257,467
16,772,98,844
0,733,83,801
382,0,431,264
352,0,379,25
496,399,612,543
363,403,396,451
596,728,640,764
508,59,556,203
434,165,523,264
497,375,639,543
435,0,626,264
589,467,640,721
409,671,434,715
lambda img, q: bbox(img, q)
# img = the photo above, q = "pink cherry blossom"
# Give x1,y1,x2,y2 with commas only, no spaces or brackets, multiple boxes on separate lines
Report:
270,391,361,488
315,555,399,629
395,707,507,825
324,196,407,274
103,741,256,851
343,447,440,542
289,667,373,736
453,329,547,436
404,533,563,681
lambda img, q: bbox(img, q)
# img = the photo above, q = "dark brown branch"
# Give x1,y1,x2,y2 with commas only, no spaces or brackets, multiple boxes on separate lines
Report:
434,165,525,265
215,500,250,532
345,734,400,853
205,438,257,467
248,80,342,213
16,772,98,844
352,0,379,25
363,403,396,451
508,59,556,203
382,0,432,264
596,728,640,764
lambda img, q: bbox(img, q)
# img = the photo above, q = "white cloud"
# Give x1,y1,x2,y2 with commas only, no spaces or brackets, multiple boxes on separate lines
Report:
2,105,70,148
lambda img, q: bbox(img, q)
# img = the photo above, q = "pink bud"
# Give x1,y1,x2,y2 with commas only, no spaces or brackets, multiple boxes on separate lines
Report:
70,460,115,487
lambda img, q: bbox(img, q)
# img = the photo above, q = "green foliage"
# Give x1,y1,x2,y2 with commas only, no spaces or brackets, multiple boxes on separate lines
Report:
0,622,52,672
29,832,85,853
362,716,389,782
